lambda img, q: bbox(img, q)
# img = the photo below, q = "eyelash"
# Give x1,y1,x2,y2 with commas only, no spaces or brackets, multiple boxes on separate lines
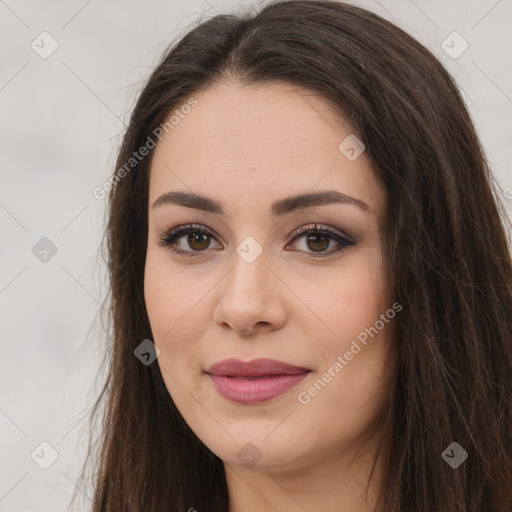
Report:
156,223,355,259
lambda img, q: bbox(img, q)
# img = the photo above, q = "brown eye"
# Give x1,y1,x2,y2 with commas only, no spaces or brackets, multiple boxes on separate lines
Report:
304,233,330,253
157,224,219,257
187,232,211,251
287,224,355,257
158,223,355,259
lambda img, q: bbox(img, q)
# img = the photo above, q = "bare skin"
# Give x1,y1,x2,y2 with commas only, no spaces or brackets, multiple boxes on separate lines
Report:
144,78,395,512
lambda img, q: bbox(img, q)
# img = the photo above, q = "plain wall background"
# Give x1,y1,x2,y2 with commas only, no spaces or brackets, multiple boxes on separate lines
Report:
1,0,511,510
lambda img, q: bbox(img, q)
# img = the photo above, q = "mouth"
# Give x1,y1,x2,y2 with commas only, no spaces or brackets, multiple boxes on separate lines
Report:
205,358,311,404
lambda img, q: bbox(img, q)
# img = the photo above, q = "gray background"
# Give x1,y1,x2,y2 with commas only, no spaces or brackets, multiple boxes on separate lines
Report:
1,0,511,510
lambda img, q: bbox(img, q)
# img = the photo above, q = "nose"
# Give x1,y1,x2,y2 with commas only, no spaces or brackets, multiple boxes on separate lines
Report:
212,247,288,337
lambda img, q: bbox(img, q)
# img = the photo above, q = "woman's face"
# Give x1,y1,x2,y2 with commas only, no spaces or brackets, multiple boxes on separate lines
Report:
144,79,395,472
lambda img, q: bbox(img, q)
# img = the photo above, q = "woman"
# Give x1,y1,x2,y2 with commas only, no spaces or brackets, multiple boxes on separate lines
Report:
76,1,512,510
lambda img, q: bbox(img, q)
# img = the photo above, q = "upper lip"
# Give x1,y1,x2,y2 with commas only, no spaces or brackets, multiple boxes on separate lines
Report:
205,358,311,377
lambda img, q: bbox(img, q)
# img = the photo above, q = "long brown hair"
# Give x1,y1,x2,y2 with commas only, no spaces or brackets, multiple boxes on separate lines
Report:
72,1,512,510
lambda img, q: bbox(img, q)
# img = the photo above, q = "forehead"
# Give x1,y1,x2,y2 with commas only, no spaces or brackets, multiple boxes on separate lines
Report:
148,79,384,215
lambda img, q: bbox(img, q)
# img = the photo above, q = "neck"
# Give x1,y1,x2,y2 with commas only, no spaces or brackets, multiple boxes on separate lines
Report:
224,431,389,512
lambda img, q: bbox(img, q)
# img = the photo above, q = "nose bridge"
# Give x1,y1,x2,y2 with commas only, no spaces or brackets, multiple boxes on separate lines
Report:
225,240,270,306
213,238,286,334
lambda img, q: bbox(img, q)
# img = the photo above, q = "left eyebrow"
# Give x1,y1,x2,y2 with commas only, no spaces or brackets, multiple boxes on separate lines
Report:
151,190,373,216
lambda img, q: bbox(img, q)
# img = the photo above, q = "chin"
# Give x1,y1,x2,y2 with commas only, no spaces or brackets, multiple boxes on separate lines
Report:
200,424,309,471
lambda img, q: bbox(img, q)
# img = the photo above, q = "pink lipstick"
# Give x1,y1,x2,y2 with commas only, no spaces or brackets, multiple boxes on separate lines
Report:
205,358,311,404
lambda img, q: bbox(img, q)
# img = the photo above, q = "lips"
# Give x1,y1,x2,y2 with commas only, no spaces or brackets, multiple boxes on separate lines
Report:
205,358,311,404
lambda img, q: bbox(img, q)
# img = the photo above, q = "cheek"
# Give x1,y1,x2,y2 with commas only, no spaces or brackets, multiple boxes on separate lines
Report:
299,247,387,353
294,326,392,456
293,250,391,429
144,250,213,394
144,249,207,340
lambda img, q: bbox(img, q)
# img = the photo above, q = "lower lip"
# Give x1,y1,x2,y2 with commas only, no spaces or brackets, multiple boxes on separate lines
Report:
208,372,309,404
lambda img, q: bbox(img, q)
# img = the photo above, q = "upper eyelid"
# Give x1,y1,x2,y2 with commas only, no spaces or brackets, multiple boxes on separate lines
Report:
165,223,349,240
290,224,353,241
